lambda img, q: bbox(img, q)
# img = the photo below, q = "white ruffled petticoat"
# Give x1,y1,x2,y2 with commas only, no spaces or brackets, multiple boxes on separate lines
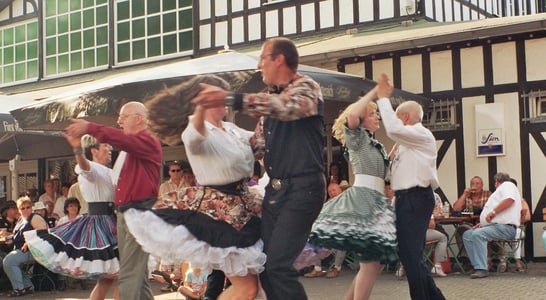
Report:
123,208,266,277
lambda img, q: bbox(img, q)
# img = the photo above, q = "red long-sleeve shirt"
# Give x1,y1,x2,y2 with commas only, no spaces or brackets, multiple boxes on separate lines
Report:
87,123,162,207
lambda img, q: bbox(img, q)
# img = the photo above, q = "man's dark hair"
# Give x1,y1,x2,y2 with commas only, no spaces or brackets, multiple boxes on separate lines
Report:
269,37,299,71
63,197,81,215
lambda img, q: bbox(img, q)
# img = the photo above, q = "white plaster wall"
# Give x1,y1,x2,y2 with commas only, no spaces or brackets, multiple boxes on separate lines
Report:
199,24,211,49
319,0,334,29
359,0,374,22
525,38,546,81
400,54,423,94
215,0,228,16
339,0,355,25
494,93,522,180
436,138,458,205
283,6,297,35
265,10,279,38
430,50,453,92
248,14,261,41
231,17,244,44
461,46,484,88
344,62,365,77
379,0,395,19
492,41,517,85
214,21,228,48
372,59,393,83
461,96,490,188
529,133,546,214
198,0,211,19
0,0,35,21
301,3,316,32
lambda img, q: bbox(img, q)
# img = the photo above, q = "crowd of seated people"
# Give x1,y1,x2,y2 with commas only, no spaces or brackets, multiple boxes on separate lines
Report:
1,196,49,296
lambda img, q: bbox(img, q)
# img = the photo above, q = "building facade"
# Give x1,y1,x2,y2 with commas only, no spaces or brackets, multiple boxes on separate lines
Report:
0,0,545,257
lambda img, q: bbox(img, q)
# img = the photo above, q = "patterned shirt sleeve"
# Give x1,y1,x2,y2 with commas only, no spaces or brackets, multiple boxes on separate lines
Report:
251,117,265,160
241,74,323,121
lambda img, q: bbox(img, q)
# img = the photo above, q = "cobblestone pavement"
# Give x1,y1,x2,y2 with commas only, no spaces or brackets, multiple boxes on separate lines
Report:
2,262,544,299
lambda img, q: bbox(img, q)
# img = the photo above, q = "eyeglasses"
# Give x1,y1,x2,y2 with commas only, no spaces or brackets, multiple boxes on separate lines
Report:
259,52,275,65
118,113,140,120
170,169,182,173
19,206,31,210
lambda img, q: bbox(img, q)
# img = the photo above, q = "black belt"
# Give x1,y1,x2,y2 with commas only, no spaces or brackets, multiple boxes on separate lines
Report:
395,185,431,196
506,224,517,229
207,178,248,196
87,202,115,215
117,197,157,213
269,172,324,191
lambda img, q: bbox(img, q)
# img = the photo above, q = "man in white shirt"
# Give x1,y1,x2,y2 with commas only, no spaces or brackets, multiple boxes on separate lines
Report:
38,179,64,219
376,73,445,300
463,172,521,279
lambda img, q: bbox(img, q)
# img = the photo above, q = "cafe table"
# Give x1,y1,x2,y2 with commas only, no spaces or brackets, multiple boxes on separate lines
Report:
434,214,480,273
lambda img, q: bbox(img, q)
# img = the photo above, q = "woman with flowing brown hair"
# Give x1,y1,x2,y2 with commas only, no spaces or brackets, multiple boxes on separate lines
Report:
124,75,265,300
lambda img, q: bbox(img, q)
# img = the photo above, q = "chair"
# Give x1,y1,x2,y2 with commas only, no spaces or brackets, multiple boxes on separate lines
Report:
491,223,527,272
394,239,439,280
423,239,439,267
21,261,57,292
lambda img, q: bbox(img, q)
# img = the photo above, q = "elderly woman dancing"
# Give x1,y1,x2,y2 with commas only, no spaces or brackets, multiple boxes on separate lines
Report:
123,75,264,300
24,134,119,300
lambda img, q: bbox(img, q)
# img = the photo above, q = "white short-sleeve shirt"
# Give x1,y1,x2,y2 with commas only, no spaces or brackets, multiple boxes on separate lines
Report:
181,117,254,186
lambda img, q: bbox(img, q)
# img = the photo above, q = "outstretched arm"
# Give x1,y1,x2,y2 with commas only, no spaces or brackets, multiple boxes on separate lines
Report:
347,87,377,129
64,133,91,171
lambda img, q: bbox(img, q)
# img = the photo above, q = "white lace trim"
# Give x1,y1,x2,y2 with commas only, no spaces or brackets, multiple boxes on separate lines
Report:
123,208,266,276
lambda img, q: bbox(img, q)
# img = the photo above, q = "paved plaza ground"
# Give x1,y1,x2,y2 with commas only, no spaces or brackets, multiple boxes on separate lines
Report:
2,261,544,299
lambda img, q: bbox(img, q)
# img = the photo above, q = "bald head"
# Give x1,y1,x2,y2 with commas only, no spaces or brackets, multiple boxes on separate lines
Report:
118,101,148,134
395,101,423,125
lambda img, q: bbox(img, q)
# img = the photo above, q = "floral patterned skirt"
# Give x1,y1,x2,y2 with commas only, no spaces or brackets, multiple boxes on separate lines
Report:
124,185,265,276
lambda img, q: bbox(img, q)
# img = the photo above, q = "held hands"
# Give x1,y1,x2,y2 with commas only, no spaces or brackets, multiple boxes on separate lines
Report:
376,73,393,99
191,83,229,108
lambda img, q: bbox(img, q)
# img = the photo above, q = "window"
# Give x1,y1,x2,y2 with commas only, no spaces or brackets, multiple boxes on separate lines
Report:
0,22,39,86
422,99,459,130
115,0,193,64
523,90,546,123
18,173,37,198
43,0,109,77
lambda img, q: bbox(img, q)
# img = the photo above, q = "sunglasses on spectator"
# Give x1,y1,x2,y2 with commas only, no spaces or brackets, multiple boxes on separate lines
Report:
20,206,32,210
170,169,182,172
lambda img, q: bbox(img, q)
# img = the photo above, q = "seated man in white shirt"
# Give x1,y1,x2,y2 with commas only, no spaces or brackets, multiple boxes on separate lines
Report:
462,172,521,279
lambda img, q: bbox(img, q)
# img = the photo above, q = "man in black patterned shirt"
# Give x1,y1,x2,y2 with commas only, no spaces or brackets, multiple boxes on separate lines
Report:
193,37,326,300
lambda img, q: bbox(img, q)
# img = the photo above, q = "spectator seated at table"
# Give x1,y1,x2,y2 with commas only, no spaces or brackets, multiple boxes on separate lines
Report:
427,215,448,277
452,176,491,259
2,196,49,296
1,201,18,257
32,202,57,229
500,178,530,273
462,172,521,279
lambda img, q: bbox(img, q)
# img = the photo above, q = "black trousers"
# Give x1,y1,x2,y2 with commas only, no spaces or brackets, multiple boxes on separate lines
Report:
395,187,445,300
259,173,325,300
203,269,230,300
